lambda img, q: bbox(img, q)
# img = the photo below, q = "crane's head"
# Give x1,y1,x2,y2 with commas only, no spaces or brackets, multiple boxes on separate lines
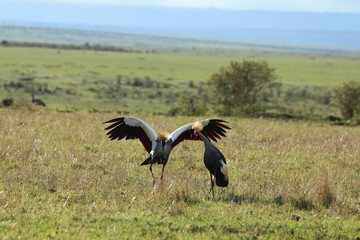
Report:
191,122,204,140
192,130,205,142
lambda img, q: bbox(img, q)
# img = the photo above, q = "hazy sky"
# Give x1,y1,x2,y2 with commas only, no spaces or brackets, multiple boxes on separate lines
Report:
2,0,360,13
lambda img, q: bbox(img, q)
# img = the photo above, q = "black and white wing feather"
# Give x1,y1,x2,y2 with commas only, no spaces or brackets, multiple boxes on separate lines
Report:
103,117,158,153
169,119,230,148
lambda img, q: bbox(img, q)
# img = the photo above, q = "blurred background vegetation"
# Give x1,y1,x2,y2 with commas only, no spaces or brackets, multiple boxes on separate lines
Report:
1,32,360,124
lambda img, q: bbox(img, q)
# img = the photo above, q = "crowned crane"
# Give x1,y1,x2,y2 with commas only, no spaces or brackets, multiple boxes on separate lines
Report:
194,130,228,199
32,94,46,106
103,117,230,182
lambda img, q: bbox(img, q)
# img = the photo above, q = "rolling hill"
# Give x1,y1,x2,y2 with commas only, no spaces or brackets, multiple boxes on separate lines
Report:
1,25,358,53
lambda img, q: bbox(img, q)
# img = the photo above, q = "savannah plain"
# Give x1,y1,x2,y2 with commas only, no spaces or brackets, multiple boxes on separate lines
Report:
0,45,360,239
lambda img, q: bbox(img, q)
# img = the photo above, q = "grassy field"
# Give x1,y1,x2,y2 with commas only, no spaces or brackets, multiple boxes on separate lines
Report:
2,47,360,84
1,46,360,114
0,108,359,239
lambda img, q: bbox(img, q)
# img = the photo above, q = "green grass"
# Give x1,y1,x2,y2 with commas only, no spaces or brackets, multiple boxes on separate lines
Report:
1,47,360,84
0,109,359,239
1,46,360,114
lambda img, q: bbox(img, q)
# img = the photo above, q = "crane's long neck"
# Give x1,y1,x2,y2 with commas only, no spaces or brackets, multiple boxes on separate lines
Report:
196,131,211,149
163,140,172,159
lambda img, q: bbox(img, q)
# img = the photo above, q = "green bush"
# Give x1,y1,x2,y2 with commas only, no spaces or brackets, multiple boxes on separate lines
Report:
208,60,276,116
333,81,360,120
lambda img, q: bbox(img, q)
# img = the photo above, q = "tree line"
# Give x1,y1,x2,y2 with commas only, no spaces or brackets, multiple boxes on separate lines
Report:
0,40,140,53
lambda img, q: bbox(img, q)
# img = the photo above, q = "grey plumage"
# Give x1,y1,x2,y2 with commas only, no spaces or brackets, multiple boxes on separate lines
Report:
195,130,229,199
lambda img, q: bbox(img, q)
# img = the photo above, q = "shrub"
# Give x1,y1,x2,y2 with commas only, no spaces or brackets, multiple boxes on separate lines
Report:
208,60,276,115
333,81,360,120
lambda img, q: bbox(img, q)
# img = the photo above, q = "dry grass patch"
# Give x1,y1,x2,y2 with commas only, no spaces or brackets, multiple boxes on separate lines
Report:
0,109,359,239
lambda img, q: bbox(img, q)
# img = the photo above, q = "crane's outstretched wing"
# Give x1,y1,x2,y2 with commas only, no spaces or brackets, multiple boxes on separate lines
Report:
169,119,230,148
103,117,158,153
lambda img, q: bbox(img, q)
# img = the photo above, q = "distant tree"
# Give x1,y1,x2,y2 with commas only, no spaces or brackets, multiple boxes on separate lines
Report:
208,60,276,115
116,75,122,92
188,80,196,88
2,98,13,107
333,81,360,120
144,76,154,88
1,40,8,46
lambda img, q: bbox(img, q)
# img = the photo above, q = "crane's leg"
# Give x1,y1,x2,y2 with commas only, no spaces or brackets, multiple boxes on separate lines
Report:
160,163,166,180
149,163,156,186
208,173,215,200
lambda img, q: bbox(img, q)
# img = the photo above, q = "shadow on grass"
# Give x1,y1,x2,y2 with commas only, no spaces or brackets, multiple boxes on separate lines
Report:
222,192,318,211
221,191,260,204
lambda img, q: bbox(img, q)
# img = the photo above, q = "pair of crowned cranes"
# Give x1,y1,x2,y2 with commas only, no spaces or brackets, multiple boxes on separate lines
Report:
103,116,231,198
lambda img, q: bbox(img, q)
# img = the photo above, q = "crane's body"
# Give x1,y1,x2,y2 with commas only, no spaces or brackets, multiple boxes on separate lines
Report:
195,130,228,199
140,138,173,179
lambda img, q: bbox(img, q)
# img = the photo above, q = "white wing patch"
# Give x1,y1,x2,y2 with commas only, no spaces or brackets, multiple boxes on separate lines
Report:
168,122,193,141
124,117,147,128
220,159,228,181
124,116,158,148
